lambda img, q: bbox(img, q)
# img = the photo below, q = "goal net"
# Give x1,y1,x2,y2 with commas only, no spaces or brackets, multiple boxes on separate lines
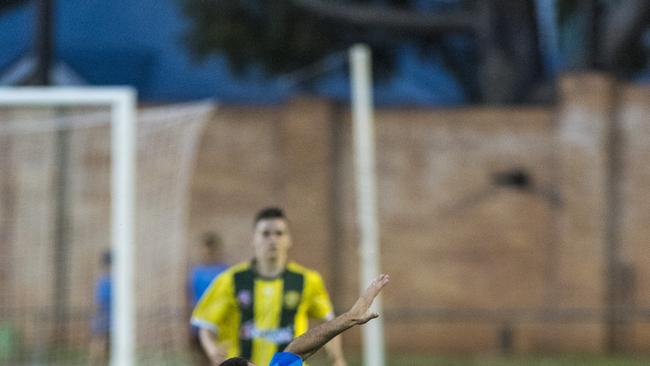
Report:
0,88,213,365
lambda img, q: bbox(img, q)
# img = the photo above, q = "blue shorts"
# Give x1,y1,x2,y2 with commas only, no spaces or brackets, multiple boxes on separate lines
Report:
269,352,302,366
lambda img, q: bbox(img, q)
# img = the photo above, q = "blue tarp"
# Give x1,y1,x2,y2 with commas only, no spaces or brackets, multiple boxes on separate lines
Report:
0,0,467,105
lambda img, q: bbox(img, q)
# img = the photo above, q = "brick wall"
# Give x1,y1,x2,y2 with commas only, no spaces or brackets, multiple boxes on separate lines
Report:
188,74,650,354
2,73,649,355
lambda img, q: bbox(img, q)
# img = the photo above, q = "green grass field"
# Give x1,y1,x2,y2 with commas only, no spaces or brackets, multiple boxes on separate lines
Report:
46,351,650,366
307,353,650,366
9,348,650,365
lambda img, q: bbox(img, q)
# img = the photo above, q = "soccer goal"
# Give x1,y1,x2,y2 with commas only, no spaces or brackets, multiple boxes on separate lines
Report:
0,88,212,366
349,44,385,366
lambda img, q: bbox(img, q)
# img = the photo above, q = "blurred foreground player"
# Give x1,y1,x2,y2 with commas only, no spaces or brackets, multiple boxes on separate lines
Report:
191,207,345,365
89,250,112,365
218,274,390,366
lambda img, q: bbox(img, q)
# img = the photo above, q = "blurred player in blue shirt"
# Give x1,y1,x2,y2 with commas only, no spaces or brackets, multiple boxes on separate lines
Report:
188,232,229,363
89,250,112,365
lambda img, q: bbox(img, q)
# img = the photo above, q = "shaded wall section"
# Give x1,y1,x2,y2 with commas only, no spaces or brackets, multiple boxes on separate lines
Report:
2,74,648,356
189,74,650,354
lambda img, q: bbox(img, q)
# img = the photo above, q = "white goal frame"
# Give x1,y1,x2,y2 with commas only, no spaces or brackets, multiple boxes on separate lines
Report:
0,87,137,366
349,45,385,366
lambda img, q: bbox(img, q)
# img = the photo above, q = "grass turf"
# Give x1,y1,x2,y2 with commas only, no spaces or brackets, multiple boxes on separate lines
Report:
306,353,650,366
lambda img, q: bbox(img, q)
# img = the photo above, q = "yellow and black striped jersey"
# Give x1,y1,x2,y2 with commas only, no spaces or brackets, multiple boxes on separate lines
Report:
191,261,334,366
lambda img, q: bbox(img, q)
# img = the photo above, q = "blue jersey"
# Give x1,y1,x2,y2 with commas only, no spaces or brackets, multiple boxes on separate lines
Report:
91,273,112,335
269,352,302,366
189,263,228,336
189,263,229,306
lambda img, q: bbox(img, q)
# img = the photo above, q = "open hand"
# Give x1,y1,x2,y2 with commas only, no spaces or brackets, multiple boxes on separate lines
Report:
346,274,389,325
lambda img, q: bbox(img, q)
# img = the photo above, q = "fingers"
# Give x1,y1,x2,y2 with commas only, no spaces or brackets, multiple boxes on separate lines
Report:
374,274,390,290
349,274,389,324
358,312,380,325
377,273,389,287
364,274,390,299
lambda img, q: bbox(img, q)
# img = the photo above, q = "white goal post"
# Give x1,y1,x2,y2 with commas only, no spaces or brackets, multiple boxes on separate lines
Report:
0,87,137,366
349,45,386,366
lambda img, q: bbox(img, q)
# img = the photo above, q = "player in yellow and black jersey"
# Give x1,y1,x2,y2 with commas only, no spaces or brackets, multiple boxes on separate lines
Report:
191,207,346,366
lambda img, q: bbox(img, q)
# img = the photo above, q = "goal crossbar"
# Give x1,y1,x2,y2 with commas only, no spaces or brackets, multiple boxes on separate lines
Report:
0,87,137,366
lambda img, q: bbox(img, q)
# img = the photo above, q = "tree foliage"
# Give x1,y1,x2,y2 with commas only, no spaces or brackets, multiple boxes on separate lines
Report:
178,0,542,103
0,0,28,13
179,0,650,104
556,0,649,73
178,0,469,79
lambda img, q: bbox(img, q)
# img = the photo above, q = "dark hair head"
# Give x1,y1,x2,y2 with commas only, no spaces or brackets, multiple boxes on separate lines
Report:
219,357,250,366
101,250,112,266
254,207,286,226
202,231,222,249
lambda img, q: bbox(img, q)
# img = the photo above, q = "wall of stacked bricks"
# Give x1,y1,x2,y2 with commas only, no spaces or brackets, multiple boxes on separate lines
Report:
189,74,650,353
2,73,650,354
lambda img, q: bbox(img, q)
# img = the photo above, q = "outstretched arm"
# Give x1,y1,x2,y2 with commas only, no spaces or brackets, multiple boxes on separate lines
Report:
285,274,389,361
323,334,345,366
199,328,228,365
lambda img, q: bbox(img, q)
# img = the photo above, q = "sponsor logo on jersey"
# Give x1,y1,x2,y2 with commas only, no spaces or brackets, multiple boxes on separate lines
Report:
240,322,293,344
284,290,301,309
237,289,252,307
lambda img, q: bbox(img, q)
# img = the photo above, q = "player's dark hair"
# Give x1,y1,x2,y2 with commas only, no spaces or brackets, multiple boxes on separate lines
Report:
254,206,286,226
219,357,249,366
202,231,221,249
101,250,112,266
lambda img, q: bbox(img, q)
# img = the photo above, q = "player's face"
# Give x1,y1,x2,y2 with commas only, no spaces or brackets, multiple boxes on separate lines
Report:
253,218,292,262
